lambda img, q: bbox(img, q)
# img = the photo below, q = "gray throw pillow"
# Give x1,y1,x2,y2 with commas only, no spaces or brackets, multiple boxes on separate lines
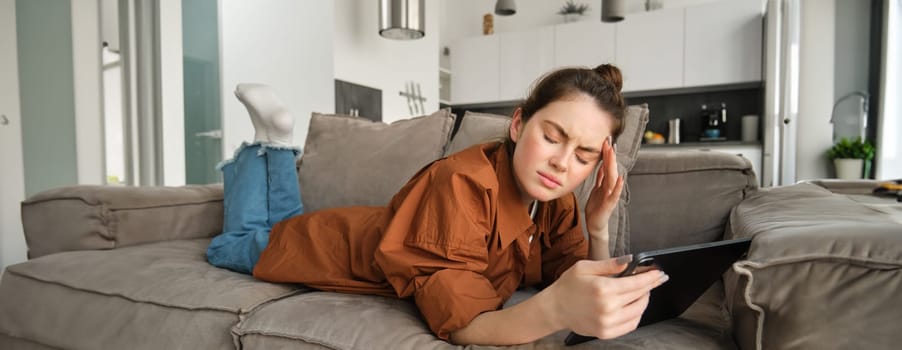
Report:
444,111,511,156
298,109,456,212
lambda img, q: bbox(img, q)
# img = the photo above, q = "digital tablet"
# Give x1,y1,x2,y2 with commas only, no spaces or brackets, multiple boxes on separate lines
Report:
564,237,752,346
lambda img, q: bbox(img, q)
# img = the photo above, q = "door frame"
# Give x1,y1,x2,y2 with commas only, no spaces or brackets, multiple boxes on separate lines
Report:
0,0,27,271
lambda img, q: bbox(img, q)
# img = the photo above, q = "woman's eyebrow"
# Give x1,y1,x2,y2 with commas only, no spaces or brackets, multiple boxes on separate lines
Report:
542,120,602,154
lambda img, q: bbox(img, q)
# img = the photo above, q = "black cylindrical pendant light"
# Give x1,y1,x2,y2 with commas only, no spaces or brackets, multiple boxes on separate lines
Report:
379,0,425,40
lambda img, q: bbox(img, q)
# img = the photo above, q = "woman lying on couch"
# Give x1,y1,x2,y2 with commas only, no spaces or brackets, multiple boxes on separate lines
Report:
206,64,668,346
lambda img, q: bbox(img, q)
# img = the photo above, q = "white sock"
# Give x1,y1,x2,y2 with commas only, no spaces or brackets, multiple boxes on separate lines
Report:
235,84,268,143
234,83,295,146
266,109,295,146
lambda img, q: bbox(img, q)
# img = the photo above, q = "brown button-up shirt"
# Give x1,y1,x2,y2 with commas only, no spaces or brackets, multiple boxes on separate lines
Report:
253,142,588,340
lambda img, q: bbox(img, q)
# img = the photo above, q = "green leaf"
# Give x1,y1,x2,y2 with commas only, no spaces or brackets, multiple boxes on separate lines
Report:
827,137,876,160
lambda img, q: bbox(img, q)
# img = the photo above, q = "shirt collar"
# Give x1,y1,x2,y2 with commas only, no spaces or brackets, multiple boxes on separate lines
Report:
489,142,535,249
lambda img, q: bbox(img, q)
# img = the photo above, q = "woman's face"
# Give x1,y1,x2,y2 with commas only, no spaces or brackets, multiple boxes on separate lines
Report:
509,93,614,204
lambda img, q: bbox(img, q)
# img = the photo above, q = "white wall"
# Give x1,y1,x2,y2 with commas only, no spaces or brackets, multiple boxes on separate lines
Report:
876,0,901,180
159,0,185,186
794,0,835,181
794,0,877,182
71,0,105,186
834,0,871,103
333,0,440,123
1,0,26,272
830,0,871,150
439,0,450,69
219,0,335,153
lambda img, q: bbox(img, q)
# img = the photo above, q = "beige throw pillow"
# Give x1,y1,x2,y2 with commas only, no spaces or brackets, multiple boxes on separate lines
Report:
298,109,456,212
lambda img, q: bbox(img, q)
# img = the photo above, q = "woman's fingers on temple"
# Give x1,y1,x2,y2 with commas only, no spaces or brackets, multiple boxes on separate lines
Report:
597,140,617,194
596,138,613,189
604,146,618,194
595,163,605,189
611,175,624,199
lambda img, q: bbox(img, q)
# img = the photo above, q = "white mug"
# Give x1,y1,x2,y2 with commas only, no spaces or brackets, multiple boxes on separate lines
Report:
741,115,759,142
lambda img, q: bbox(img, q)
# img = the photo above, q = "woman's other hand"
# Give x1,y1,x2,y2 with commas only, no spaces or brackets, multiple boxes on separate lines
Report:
544,257,668,340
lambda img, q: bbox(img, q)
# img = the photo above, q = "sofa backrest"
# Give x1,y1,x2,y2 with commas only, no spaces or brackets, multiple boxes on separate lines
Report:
628,150,757,254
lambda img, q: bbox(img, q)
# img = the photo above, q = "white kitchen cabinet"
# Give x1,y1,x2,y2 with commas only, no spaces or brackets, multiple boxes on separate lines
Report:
449,0,764,104
553,21,616,69
450,34,499,105
615,7,685,92
684,0,764,86
499,26,555,101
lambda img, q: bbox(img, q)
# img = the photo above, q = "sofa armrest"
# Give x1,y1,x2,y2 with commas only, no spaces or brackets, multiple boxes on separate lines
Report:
21,184,223,259
724,183,902,350
626,149,757,253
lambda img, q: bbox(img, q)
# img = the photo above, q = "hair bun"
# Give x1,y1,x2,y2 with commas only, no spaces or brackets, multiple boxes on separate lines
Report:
593,64,623,92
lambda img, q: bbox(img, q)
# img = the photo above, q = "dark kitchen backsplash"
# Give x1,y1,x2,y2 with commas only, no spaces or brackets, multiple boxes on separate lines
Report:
448,85,764,144
626,86,763,143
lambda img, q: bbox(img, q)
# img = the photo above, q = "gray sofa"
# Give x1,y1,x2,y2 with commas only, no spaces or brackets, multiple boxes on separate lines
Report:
1,107,899,350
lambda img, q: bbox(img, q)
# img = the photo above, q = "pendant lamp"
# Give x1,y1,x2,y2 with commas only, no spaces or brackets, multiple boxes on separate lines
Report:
379,0,425,40
602,0,624,23
494,0,516,16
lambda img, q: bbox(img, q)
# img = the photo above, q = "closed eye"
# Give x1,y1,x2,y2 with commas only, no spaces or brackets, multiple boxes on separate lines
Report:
576,151,599,166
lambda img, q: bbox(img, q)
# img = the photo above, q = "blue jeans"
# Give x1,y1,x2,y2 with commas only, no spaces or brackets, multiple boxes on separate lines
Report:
206,143,303,274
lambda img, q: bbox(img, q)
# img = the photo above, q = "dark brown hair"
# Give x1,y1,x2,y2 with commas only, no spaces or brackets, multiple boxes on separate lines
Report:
512,64,626,143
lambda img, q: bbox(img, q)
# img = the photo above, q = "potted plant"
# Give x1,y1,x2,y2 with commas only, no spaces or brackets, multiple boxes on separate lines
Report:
827,137,876,179
558,0,590,23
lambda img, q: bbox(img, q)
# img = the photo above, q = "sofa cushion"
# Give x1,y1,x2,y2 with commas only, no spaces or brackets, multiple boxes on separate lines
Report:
20,184,224,258
235,292,454,350
445,105,648,256
236,286,733,350
0,239,301,350
724,183,902,350
298,109,456,212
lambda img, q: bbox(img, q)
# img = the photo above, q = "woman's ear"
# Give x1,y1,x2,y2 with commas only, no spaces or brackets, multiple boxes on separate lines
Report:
510,108,523,142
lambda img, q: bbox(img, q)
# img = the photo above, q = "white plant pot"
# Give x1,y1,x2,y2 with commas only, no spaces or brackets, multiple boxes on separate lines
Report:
834,158,863,179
